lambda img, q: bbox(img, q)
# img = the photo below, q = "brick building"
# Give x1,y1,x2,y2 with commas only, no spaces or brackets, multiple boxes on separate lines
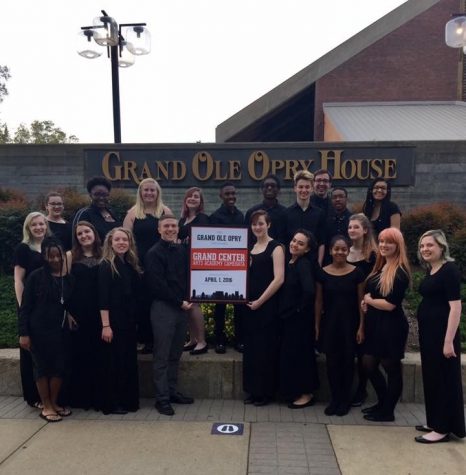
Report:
216,0,466,142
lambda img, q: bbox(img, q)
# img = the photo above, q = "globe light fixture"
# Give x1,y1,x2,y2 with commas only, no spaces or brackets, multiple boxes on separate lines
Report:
77,10,151,143
445,15,466,48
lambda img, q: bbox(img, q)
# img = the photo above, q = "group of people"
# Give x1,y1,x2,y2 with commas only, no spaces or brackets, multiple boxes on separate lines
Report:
13,171,464,444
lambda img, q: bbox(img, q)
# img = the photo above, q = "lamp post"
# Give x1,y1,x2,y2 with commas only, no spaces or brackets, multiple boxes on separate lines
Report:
77,10,151,143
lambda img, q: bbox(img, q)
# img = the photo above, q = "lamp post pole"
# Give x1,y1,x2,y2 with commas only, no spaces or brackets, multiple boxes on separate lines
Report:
78,11,151,144
110,44,121,143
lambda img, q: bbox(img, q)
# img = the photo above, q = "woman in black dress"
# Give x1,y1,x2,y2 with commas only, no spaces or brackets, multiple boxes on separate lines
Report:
415,229,465,443
361,227,411,422
72,176,120,243
315,235,365,416
279,229,319,408
45,191,72,251
19,237,73,422
362,179,401,238
123,178,172,354
179,187,210,355
66,221,102,409
98,227,142,415
243,210,285,406
13,212,49,408
347,213,378,406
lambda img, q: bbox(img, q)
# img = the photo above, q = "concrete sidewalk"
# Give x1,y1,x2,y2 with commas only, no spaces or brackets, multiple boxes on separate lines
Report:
0,396,465,475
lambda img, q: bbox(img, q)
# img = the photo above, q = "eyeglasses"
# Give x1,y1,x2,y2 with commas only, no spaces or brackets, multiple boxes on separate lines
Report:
373,186,387,191
48,202,63,207
92,192,110,198
315,179,330,184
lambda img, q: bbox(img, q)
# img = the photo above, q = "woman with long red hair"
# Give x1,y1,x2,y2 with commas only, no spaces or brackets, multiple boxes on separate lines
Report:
360,227,411,422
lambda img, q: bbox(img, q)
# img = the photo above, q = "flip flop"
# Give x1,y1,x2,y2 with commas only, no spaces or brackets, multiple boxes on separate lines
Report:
31,402,44,410
56,407,72,417
39,412,62,423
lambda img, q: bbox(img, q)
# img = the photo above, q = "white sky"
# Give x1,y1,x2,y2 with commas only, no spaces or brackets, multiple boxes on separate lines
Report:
0,0,407,144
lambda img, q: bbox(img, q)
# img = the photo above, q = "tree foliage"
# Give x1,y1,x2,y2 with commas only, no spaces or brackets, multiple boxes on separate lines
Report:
0,120,78,144
0,65,10,103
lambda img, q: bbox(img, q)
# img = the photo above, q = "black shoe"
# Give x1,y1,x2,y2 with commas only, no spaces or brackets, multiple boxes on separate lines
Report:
170,393,194,404
288,398,316,409
415,425,432,433
324,403,338,416
415,434,450,444
244,396,255,405
215,344,226,354
351,390,368,407
361,403,382,414
254,398,269,407
110,406,128,415
335,403,350,417
139,345,153,355
183,342,196,352
364,413,394,422
235,343,244,353
155,401,175,416
190,345,208,355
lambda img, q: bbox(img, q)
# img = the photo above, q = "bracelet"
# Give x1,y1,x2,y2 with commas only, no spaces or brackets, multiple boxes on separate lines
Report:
102,325,110,328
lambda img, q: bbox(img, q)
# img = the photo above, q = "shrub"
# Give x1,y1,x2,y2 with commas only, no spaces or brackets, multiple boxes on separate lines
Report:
108,188,135,222
450,227,466,281
402,203,466,264
0,201,29,274
0,274,17,348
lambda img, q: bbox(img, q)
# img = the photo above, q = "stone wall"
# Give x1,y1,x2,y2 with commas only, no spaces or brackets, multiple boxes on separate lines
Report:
0,141,465,214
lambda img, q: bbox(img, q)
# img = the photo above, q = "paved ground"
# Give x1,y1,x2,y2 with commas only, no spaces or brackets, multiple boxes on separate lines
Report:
0,396,465,475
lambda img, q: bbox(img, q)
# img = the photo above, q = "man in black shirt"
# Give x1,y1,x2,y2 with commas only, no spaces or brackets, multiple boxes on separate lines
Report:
285,170,326,265
209,182,245,354
244,174,287,244
310,169,333,218
323,187,352,265
145,215,194,416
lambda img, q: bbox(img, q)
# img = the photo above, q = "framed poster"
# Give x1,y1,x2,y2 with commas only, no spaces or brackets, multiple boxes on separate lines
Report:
189,226,249,303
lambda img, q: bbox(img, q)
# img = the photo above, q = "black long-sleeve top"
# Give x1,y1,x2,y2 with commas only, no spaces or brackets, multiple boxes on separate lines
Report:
279,256,315,320
178,213,210,242
72,205,121,243
209,204,244,226
285,202,326,246
144,239,188,308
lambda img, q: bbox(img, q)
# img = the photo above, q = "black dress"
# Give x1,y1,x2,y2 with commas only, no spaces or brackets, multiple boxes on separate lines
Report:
243,240,281,400
178,213,210,243
417,262,465,437
67,257,101,409
47,220,72,251
316,267,365,406
364,268,409,360
278,256,319,400
369,201,401,237
72,205,120,243
348,251,376,280
19,268,73,380
98,258,140,414
13,243,43,406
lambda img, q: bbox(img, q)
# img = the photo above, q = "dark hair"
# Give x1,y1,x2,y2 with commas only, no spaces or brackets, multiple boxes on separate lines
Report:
219,181,236,191
45,191,63,206
292,228,315,250
38,237,67,304
250,209,271,225
86,176,112,194
329,234,351,249
362,178,392,220
331,187,348,197
314,169,332,181
72,221,102,262
262,174,281,189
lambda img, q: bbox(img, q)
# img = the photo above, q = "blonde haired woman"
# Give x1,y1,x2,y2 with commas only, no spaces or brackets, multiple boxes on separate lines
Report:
123,178,171,354
347,213,378,406
98,227,142,415
415,230,464,443
13,212,49,408
361,227,411,422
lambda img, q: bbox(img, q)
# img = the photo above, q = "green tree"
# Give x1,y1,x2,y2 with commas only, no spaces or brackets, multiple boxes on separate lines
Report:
11,120,78,144
0,123,10,143
0,65,10,103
